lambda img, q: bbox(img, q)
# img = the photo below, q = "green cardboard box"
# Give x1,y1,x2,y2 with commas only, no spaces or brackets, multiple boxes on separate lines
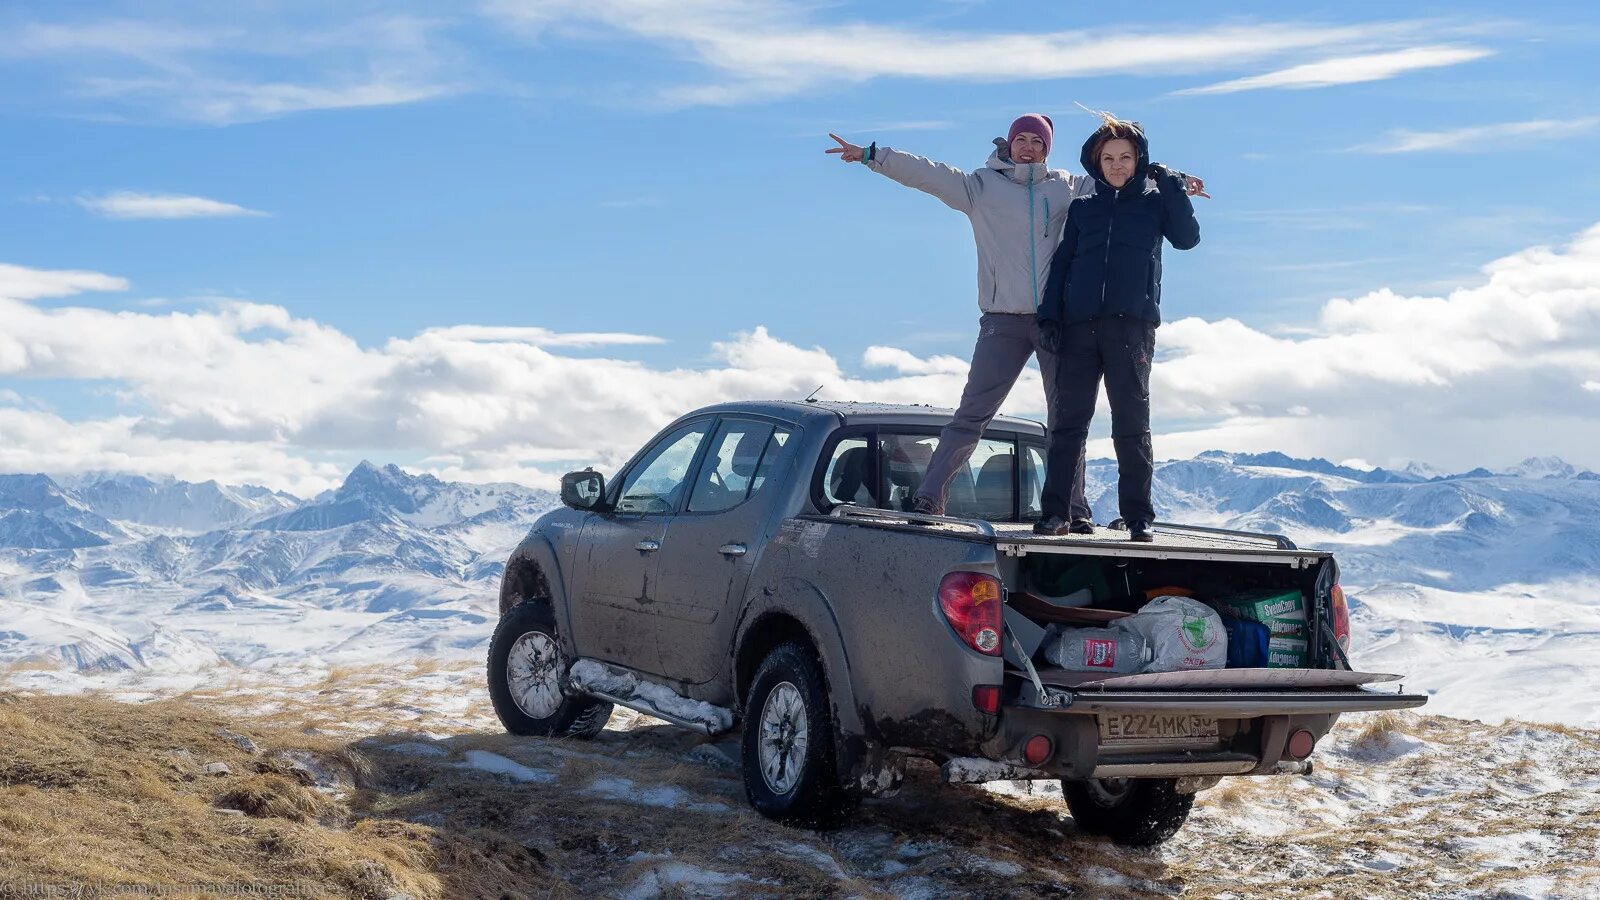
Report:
1217,588,1306,634
1267,635,1309,668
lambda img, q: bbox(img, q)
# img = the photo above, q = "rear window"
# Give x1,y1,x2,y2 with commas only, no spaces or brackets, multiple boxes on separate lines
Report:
816,429,1023,521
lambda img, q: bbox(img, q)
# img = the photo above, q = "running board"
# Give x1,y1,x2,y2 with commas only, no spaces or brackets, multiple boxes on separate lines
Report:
567,659,735,736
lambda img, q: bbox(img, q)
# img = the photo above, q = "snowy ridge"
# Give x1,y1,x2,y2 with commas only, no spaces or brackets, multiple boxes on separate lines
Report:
2,452,1599,727
0,462,558,673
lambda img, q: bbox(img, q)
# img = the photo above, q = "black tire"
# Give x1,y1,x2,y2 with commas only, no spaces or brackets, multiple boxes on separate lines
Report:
1062,777,1194,847
487,600,612,739
741,642,857,827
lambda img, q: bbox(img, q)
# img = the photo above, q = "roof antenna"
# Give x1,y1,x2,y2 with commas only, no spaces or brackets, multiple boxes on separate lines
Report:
803,384,824,403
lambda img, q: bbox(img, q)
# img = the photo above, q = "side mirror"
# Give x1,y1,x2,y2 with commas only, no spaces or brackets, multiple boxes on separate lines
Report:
561,468,607,511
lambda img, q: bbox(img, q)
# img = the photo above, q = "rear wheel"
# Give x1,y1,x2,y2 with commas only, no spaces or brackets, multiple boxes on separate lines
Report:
487,600,612,738
1062,777,1194,847
741,642,856,826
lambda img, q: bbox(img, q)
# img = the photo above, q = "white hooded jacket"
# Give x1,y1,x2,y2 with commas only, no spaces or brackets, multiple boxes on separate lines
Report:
866,139,1097,315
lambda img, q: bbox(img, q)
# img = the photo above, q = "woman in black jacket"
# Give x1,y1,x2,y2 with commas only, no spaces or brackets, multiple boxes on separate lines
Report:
1034,116,1200,541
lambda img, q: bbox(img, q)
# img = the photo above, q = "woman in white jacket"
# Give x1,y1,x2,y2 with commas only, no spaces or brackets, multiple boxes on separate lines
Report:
827,116,1202,526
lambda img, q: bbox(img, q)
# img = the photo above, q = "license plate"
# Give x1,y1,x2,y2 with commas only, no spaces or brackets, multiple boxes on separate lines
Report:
1099,714,1220,746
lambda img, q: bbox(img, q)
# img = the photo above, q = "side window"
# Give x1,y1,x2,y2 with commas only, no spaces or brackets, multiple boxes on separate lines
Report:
950,439,1017,521
748,428,791,496
1020,443,1046,522
880,433,938,512
820,437,874,507
616,421,711,514
688,419,793,513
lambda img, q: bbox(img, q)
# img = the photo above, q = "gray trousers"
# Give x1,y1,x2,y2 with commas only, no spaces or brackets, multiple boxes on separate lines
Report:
915,312,1090,519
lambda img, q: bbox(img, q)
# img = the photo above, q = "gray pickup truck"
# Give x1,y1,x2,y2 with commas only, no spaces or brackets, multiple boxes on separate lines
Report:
487,400,1426,845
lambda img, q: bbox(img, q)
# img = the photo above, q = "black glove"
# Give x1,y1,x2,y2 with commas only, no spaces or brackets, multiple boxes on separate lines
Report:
1037,319,1060,353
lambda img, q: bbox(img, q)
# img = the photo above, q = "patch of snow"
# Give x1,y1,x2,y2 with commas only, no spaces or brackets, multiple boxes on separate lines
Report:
383,741,448,758
1456,830,1560,867
779,843,849,880
889,876,944,900
684,740,740,772
620,859,755,900
980,779,1062,800
941,757,1048,783
581,775,729,813
960,853,1023,877
456,750,555,783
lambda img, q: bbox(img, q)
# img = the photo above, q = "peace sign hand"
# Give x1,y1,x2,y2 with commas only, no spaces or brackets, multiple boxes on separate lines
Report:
825,132,864,163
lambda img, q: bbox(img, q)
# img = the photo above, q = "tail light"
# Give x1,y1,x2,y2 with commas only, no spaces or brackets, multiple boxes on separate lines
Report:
1022,734,1054,766
939,572,1002,656
1287,729,1317,760
1330,584,1351,652
971,685,1001,715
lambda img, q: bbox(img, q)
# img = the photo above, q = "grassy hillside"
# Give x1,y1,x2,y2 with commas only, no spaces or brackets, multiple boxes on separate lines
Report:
2,666,1597,898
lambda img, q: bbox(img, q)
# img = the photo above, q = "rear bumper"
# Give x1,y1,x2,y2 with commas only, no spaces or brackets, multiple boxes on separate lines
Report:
1039,687,1430,717
977,687,1428,780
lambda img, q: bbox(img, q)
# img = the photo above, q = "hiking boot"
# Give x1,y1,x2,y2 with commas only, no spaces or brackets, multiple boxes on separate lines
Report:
1128,521,1154,543
1033,514,1071,536
910,496,941,516
1069,518,1096,535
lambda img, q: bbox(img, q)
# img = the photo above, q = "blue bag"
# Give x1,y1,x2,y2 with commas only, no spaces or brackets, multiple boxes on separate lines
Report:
1221,617,1270,668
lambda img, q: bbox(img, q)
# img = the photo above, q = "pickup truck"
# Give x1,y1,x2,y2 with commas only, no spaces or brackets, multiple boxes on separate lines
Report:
487,400,1427,845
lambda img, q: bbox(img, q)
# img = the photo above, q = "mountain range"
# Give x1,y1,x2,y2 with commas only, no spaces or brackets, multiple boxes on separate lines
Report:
2,453,1596,726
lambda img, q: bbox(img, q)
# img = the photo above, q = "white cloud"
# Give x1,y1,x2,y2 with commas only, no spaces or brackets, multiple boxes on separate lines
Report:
4,222,1599,492
0,262,128,300
4,13,461,124
862,345,970,376
1175,45,1492,95
415,325,665,347
77,75,455,124
77,191,266,219
1348,117,1600,154
484,2,1487,104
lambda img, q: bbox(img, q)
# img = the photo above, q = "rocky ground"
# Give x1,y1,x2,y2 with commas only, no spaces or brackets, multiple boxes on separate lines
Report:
1,662,1596,899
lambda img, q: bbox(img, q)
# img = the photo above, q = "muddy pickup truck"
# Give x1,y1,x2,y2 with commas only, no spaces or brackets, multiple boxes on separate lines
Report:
487,400,1427,844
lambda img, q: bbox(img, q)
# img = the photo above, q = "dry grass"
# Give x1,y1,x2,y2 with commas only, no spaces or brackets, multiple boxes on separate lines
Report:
1348,710,1417,743
4,672,1598,899
0,693,556,900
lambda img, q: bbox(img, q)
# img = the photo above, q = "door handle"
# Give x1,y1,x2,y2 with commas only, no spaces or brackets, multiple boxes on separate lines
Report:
635,540,661,553
718,543,748,557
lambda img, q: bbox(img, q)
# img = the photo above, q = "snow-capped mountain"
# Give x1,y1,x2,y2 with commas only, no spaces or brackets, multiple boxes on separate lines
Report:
2,453,1598,726
0,463,558,672
62,473,299,533
0,473,128,549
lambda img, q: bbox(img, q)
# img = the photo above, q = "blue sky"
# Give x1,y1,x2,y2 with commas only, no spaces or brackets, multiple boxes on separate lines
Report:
2,1,1599,492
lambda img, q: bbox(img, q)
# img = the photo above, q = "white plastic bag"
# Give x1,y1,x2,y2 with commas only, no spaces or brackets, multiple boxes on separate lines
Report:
1117,595,1227,672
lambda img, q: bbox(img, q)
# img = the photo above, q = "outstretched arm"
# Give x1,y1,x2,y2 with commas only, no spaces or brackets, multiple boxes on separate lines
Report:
826,133,975,213
1149,164,1200,250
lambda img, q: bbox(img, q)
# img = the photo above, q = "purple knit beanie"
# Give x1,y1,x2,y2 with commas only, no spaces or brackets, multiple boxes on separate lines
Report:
1008,113,1054,157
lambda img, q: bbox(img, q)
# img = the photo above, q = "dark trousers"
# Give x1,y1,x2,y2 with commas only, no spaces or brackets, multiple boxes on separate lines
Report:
1041,317,1156,525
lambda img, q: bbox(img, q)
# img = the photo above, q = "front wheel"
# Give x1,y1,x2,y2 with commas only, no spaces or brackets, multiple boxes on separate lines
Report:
487,600,612,738
741,642,856,826
1062,777,1194,847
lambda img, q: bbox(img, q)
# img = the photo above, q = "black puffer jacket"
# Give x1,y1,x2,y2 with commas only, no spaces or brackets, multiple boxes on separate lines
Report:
1037,123,1199,327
